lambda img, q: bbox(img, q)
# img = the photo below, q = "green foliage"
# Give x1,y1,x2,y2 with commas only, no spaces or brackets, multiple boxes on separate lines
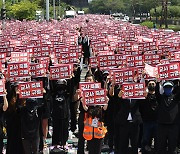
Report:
150,5,180,18
8,1,38,20
140,21,154,28
89,0,125,14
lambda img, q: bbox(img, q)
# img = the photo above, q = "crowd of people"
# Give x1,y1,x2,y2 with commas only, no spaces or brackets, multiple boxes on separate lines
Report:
0,15,179,154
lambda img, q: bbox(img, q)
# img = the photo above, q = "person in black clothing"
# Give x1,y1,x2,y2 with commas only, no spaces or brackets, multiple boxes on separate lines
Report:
69,64,81,133
155,81,180,154
0,93,8,153
19,98,42,154
113,88,142,154
81,33,90,66
75,73,95,154
139,80,158,153
6,83,24,154
107,82,121,153
52,79,69,148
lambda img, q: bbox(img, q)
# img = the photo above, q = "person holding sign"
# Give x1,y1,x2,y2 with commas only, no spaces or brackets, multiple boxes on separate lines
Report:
155,81,180,154
51,79,69,151
112,85,142,154
0,91,8,153
19,98,42,154
82,104,108,154
139,80,158,154
75,73,95,154
6,83,24,154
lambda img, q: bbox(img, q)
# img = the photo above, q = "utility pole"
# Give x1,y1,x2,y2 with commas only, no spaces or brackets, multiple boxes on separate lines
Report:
46,0,49,21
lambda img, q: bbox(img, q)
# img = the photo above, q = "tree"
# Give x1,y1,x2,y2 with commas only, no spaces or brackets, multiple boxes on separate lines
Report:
8,1,38,20
89,0,125,14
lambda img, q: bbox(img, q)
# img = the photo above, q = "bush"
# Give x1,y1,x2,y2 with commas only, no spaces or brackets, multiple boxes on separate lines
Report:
140,21,154,28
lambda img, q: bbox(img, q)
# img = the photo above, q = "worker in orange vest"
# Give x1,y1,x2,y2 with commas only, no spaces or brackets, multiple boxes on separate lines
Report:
82,102,109,154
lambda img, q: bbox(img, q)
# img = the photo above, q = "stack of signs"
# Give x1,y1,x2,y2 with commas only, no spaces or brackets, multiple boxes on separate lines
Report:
18,81,43,98
79,82,107,105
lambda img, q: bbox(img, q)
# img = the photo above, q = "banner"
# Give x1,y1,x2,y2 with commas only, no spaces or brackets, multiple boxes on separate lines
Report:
157,62,180,80
122,82,145,99
50,64,73,80
18,81,43,98
82,89,107,105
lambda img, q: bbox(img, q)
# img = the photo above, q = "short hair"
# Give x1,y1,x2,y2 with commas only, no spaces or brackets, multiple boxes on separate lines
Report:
85,73,95,81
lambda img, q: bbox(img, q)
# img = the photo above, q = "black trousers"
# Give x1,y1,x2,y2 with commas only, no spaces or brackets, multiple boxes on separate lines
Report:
22,137,40,154
77,112,85,154
88,138,103,154
107,119,115,149
115,122,140,154
70,101,77,132
0,133,3,153
52,118,69,146
157,123,178,154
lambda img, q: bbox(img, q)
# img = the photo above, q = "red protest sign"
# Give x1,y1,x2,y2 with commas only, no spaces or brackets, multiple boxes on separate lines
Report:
59,52,78,64
18,81,43,98
157,62,180,80
0,53,6,64
30,63,46,77
126,55,144,67
122,82,145,99
174,52,180,60
7,62,30,79
0,79,5,96
50,64,73,80
144,53,160,66
79,82,101,90
98,55,116,68
89,57,98,68
82,89,107,105
11,52,30,62
113,68,135,84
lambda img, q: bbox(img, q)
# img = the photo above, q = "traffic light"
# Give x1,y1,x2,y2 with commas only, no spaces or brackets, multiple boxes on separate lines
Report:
1,8,6,20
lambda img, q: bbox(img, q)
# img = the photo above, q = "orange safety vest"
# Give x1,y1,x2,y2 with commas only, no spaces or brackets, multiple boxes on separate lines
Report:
83,116,107,140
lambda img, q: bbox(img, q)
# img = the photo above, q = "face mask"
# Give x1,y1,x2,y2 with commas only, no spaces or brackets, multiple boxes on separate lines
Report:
164,87,173,96
148,85,155,91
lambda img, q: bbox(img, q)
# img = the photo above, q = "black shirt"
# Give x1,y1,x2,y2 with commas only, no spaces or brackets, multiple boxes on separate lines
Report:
139,93,158,122
20,98,41,139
